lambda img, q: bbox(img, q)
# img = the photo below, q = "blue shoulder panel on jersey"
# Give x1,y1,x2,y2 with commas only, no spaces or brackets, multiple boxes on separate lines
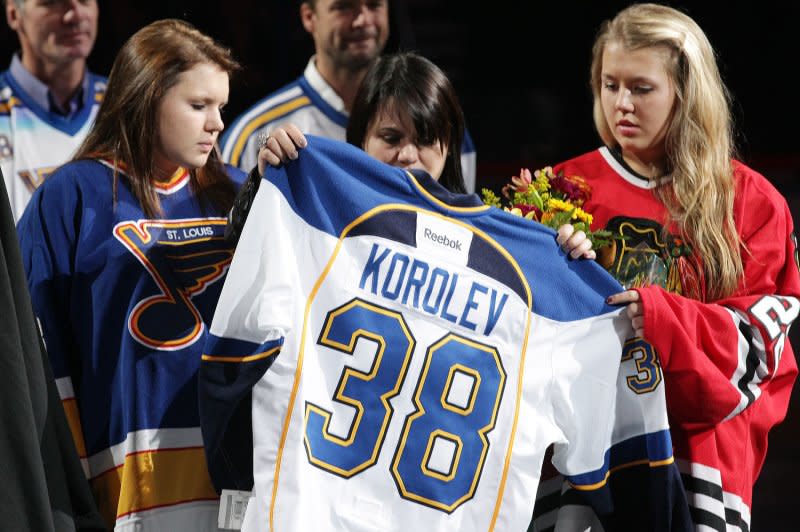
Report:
264,136,484,237
473,211,624,320
264,136,623,321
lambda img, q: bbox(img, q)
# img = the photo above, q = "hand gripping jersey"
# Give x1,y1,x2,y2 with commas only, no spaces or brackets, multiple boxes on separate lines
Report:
219,58,478,192
200,137,671,531
541,147,800,531
0,69,107,221
17,159,245,531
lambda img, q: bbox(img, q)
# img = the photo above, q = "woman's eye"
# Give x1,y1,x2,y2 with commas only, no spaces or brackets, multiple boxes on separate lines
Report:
191,103,205,110
603,82,618,91
632,86,653,94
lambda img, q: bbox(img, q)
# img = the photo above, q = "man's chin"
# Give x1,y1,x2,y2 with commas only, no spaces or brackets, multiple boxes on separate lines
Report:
341,49,379,70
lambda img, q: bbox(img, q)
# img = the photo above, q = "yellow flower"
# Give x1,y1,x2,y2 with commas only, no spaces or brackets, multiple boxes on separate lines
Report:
547,198,573,212
546,198,594,225
571,207,593,225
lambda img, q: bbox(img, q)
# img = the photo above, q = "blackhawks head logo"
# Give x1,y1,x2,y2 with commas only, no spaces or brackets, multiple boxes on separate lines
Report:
597,216,702,299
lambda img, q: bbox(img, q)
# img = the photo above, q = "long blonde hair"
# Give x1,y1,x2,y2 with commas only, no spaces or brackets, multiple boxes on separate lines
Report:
75,19,240,218
591,3,743,301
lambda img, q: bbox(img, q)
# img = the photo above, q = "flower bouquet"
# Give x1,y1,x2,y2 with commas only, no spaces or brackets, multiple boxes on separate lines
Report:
482,167,617,250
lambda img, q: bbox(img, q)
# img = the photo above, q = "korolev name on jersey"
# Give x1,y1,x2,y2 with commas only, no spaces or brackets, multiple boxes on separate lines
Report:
357,242,509,336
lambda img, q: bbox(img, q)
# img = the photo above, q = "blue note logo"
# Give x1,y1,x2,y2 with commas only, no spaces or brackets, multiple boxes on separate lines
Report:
114,218,232,350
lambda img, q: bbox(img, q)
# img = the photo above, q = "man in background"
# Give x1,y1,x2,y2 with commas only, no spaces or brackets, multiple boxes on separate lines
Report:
221,0,478,191
1,0,105,221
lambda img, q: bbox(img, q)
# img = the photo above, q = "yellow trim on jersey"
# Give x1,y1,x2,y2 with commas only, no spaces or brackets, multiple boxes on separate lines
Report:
567,455,675,492
0,96,21,113
90,447,218,526
228,96,312,166
62,398,88,458
153,166,190,190
268,202,533,532
569,471,612,491
406,171,491,214
202,345,281,363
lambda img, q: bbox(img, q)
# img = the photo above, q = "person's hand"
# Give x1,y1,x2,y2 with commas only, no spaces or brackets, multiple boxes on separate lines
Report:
556,223,596,260
257,124,307,175
607,290,644,338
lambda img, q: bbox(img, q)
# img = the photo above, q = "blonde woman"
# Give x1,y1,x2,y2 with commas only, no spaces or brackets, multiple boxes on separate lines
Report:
548,4,799,530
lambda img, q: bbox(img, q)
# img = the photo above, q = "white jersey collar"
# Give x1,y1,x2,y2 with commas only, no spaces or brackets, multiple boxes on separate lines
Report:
598,146,671,189
304,56,348,116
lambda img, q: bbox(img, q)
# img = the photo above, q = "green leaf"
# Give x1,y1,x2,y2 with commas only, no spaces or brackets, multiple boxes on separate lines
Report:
529,188,544,211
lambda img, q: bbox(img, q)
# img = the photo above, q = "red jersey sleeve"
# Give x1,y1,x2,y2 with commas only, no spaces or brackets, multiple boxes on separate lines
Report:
636,164,800,431
638,166,800,428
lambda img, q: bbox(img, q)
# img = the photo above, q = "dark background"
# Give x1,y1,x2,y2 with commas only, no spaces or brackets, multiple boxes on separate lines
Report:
3,1,799,528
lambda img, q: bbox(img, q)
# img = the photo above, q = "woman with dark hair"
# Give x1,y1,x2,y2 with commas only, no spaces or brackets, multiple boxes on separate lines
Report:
17,19,245,530
344,51,467,194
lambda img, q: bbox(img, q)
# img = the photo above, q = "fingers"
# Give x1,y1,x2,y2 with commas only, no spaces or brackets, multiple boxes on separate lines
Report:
270,127,301,161
256,125,309,175
569,237,593,260
631,315,645,338
283,123,308,149
608,290,645,337
257,143,280,175
556,224,574,247
606,289,640,306
556,224,595,260
625,301,642,320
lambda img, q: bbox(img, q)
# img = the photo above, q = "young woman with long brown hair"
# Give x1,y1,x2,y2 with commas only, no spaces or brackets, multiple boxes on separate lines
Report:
17,19,245,530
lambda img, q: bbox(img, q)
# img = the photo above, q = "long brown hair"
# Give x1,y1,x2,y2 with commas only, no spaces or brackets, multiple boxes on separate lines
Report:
591,3,743,301
74,19,240,217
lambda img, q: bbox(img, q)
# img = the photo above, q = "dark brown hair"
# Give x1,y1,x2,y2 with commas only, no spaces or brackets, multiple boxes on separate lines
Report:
346,52,466,194
74,19,240,217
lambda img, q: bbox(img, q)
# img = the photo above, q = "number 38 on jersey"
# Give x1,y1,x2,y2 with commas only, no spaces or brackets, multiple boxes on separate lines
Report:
304,298,506,513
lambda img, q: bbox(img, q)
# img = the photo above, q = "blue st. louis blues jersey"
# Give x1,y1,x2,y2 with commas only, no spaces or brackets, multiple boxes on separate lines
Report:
17,159,245,530
200,137,674,531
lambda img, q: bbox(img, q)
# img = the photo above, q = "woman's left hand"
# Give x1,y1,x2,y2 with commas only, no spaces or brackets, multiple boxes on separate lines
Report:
607,289,644,338
257,124,307,175
556,223,596,260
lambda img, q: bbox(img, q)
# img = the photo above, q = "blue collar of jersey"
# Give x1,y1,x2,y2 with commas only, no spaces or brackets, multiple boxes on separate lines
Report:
407,168,483,209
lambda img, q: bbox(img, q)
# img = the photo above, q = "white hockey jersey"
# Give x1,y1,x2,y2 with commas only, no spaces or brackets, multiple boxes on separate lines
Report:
0,68,106,221
201,137,654,532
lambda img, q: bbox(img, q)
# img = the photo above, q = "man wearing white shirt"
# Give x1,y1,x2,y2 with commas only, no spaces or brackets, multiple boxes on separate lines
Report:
1,0,105,220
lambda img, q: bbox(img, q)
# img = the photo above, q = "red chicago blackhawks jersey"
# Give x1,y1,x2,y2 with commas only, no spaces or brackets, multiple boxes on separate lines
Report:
552,146,800,531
